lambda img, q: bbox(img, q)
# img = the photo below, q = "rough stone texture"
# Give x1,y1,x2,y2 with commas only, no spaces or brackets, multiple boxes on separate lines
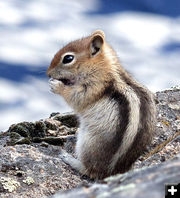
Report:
0,113,89,198
0,144,90,198
0,87,179,198
134,86,180,168
53,154,180,198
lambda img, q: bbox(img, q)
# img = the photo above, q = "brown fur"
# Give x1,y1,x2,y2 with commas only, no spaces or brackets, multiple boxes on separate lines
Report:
47,31,113,112
47,30,156,179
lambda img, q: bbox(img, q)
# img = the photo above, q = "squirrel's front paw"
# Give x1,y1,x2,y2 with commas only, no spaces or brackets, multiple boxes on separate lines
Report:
49,78,64,94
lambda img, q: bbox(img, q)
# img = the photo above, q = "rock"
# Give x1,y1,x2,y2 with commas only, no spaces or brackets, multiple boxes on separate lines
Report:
134,86,180,168
6,114,77,146
0,113,88,198
50,112,79,128
0,87,179,198
0,144,90,198
53,154,180,198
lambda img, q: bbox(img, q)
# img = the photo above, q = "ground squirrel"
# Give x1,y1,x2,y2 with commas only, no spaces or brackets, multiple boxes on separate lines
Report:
47,30,156,179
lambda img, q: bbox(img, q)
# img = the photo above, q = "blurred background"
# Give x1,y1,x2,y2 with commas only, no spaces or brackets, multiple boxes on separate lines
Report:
0,0,180,131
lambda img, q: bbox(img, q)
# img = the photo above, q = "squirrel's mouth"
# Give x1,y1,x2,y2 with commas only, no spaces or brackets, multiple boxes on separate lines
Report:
58,77,76,86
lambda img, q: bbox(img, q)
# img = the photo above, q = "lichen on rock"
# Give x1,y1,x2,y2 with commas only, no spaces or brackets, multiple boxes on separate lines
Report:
0,177,20,193
22,176,34,185
7,113,77,146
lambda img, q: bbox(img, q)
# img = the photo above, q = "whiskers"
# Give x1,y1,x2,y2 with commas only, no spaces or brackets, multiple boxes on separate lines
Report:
37,69,48,78
38,69,47,74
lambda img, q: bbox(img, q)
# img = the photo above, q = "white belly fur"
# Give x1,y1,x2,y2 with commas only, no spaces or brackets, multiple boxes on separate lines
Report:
75,97,119,160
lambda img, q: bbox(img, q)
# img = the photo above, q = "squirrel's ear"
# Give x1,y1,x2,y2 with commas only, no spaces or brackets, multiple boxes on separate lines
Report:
90,30,105,57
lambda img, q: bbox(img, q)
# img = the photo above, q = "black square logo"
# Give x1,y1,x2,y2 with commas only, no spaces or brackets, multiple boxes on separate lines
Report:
165,183,180,198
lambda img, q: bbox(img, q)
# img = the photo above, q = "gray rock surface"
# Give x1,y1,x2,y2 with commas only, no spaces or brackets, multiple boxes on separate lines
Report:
0,87,179,198
53,154,180,198
0,114,89,198
0,144,88,198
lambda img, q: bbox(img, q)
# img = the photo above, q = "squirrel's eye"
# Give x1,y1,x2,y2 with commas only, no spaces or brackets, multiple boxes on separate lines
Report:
62,55,74,64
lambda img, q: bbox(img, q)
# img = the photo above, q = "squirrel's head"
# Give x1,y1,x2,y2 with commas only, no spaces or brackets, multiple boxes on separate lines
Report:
47,30,113,86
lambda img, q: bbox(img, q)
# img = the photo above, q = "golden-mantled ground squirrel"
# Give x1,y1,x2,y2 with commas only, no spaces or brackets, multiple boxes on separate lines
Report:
47,30,156,179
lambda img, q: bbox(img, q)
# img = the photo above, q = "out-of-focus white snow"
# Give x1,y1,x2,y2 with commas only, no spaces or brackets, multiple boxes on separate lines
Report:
0,0,180,131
